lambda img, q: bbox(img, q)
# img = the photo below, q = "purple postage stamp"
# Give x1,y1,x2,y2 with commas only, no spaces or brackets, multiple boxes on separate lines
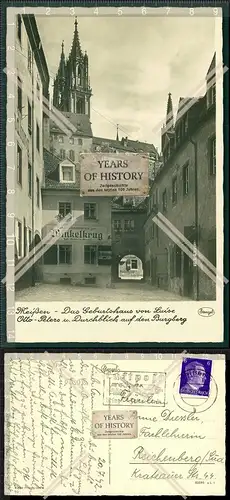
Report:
179,358,212,397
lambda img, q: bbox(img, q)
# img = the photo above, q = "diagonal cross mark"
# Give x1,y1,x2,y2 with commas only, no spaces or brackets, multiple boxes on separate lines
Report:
152,212,228,289
153,63,228,136
2,212,84,284
140,445,189,498
4,62,77,137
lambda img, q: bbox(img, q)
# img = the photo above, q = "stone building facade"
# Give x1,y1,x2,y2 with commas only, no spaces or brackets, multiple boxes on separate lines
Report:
144,54,216,300
41,148,112,287
14,14,49,287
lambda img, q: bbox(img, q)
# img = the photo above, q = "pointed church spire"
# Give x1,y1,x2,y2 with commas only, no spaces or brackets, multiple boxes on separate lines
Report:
71,16,82,58
53,41,66,109
59,40,65,78
116,124,119,141
166,92,173,130
53,18,92,114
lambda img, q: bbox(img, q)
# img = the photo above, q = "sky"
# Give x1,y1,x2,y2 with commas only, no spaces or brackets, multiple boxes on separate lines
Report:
36,11,216,150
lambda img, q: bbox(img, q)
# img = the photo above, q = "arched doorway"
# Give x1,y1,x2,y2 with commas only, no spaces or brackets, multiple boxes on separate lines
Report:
118,254,144,281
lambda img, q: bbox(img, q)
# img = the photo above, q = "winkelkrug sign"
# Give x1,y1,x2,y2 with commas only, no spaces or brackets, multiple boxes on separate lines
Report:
80,153,149,196
50,227,108,242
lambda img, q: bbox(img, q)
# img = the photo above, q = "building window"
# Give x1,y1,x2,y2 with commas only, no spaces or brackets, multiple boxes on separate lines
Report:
60,149,66,160
36,176,40,207
28,229,32,250
17,15,22,43
162,189,167,212
84,203,97,220
23,218,27,257
17,77,22,114
207,84,216,108
59,245,72,264
62,166,74,181
28,43,32,74
69,150,75,161
113,220,122,231
124,220,134,231
175,247,181,277
36,122,40,151
37,81,40,100
17,144,22,185
58,135,64,143
183,163,189,196
69,137,74,145
28,100,32,135
131,259,138,269
98,246,112,266
172,176,177,204
208,135,216,176
184,114,188,134
44,245,58,265
59,202,71,218
84,245,97,264
78,138,83,145
28,163,32,197
170,245,181,278
17,221,22,258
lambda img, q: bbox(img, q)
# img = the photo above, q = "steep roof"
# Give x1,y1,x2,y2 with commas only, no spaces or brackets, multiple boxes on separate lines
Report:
92,136,158,156
93,136,128,152
50,112,93,137
175,97,200,123
206,52,216,77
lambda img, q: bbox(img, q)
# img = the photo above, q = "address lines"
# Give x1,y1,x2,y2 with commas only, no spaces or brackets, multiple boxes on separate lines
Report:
12,6,222,18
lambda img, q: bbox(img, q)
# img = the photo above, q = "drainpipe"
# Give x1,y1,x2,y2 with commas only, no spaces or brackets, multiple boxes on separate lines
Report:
31,54,35,286
190,137,199,300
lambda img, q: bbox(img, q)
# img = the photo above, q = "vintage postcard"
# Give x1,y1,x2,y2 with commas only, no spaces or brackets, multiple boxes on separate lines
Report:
4,352,226,495
5,5,227,342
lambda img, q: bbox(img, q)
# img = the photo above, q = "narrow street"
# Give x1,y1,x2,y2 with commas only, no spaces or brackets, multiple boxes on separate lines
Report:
15,281,189,302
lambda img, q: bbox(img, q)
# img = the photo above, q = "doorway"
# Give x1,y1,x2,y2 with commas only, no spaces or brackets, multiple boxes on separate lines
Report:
118,254,143,281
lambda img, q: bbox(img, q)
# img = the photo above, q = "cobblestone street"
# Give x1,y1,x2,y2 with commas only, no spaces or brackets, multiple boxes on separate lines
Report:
15,282,189,302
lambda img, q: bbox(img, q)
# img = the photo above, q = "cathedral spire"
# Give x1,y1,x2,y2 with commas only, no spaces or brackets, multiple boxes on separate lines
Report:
116,124,119,141
53,18,92,115
166,92,174,130
53,41,66,109
70,16,82,58
59,40,65,78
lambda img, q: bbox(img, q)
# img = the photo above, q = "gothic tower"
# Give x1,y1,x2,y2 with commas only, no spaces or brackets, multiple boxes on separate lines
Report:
53,18,92,116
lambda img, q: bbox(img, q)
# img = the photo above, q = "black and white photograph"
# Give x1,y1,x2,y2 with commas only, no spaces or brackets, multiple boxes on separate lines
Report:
6,6,225,343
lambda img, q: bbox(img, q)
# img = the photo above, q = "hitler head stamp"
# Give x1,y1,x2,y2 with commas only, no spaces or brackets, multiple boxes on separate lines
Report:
179,358,212,397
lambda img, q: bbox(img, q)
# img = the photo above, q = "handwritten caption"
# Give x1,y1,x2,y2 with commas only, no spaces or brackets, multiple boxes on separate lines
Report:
15,305,187,326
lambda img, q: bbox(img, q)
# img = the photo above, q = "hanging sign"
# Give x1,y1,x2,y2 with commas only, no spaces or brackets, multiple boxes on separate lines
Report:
80,153,149,197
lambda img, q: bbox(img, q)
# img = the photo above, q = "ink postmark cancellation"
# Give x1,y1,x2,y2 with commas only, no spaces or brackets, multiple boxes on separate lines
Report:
103,370,166,406
92,410,138,439
179,358,212,397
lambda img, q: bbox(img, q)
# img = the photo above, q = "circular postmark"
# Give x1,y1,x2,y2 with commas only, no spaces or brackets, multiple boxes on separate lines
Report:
172,374,218,413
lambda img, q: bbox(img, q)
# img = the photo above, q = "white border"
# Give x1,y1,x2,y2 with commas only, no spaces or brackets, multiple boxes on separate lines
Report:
6,8,225,343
